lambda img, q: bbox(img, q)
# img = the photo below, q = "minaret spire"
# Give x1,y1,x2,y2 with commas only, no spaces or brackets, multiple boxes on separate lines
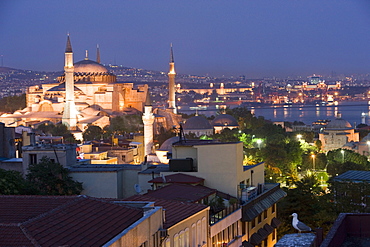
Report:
65,34,72,53
168,43,177,114
62,34,78,130
170,43,174,63
85,50,89,60
96,44,101,64
142,93,155,157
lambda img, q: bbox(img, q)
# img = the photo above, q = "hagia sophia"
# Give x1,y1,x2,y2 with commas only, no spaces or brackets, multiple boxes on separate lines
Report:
0,36,150,138
0,35,239,158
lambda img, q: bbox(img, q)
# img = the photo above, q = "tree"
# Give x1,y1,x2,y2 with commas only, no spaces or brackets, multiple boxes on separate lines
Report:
83,125,103,141
0,94,26,112
278,174,337,237
327,161,369,177
314,139,322,152
0,169,32,195
37,123,77,143
327,149,368,166
27,156,83,195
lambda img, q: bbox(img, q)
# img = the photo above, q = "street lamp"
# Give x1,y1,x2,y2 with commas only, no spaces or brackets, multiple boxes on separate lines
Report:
297,134,302,142
341,150,345,163
311,154,316,171
256,139,262,149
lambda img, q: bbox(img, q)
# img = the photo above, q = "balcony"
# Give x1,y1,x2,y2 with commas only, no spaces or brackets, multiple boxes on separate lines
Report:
210,202,240,225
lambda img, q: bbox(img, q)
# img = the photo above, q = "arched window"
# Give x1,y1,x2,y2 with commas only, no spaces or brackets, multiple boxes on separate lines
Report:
174,233,179,247
197,220,201,246
201,217,207,244
191,223,196,247
184,228,189,247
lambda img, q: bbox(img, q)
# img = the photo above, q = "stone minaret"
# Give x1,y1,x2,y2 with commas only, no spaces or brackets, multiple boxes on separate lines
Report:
96,44,101,64
168,43,177,114
62,35,77,129
142,94,155,156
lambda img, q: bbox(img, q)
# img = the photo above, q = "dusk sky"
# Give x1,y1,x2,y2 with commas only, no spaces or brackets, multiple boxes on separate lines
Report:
1,0,370,78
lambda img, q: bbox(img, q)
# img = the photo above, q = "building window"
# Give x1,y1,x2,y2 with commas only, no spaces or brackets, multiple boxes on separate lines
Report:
197,220,201,246
242,221,246,235
191,224,196,247
201,217,207,244
174,234,179,247
272,229,276,241
258,213,262,223
165,239,170,247
263,239,268,247
264,210,267,219
252,218,256,228
29,154,37,165
272,204,276,214
185,228,189,247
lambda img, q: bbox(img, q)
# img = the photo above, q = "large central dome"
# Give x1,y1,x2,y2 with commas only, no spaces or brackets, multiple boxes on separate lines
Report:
74,59,108,73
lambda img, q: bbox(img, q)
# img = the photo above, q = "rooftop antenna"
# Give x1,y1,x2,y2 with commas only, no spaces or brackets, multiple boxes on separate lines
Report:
178,123,186,143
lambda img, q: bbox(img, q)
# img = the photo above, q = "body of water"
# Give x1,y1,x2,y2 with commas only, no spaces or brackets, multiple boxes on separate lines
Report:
179,101,370,126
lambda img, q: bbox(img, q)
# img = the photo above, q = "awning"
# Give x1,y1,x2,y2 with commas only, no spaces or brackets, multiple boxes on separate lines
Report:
271,217,282,228
242,186,286,221
257,228,269,239
264,223,274,234
242,240,254,247
249,232,264,245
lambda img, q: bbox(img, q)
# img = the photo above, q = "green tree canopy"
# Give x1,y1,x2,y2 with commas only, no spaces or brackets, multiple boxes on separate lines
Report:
0,94,26,112
106,115,143,135
37,123,77,143
83,125,103,141
327,161,370,177
327,149,368,166
26,156,83,195
0,169,32,195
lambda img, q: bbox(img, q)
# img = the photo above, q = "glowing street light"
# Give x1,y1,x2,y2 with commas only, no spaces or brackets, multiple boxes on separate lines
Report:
341,150,345,163
297,134,302,141
256,139,262,149
311,154,316,171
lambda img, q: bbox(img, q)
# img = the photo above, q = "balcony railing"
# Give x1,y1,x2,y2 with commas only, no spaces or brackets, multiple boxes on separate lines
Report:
210,202,240,225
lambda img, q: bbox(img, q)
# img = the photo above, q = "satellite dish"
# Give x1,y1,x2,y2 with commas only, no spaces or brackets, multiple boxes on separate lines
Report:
134,184,142,194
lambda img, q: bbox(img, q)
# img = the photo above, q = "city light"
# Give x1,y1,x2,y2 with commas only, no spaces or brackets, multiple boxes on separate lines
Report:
256,139,263,149
341,150,345,163
311,154,316,171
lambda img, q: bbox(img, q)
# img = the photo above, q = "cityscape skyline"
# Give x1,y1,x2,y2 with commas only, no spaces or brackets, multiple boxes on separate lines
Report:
1,0,370,77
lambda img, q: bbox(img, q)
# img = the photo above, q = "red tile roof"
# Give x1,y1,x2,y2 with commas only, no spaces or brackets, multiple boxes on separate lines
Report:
0,195,144,246
125,195,208,228
146,183,216,203
148,173,205,184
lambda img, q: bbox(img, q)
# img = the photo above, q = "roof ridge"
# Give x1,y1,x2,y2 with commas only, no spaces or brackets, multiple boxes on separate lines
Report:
20,224,41,247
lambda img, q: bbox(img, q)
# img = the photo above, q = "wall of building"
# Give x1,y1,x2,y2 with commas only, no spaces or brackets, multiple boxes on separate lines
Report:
71,171,121,198
170,142,246,197
22,144,77,174
105,205,163,247
166,208,209,247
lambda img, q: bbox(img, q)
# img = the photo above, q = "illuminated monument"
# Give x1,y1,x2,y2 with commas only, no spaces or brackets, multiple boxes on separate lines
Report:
0,35,149,134
168,44,177,114
62,35,78,129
